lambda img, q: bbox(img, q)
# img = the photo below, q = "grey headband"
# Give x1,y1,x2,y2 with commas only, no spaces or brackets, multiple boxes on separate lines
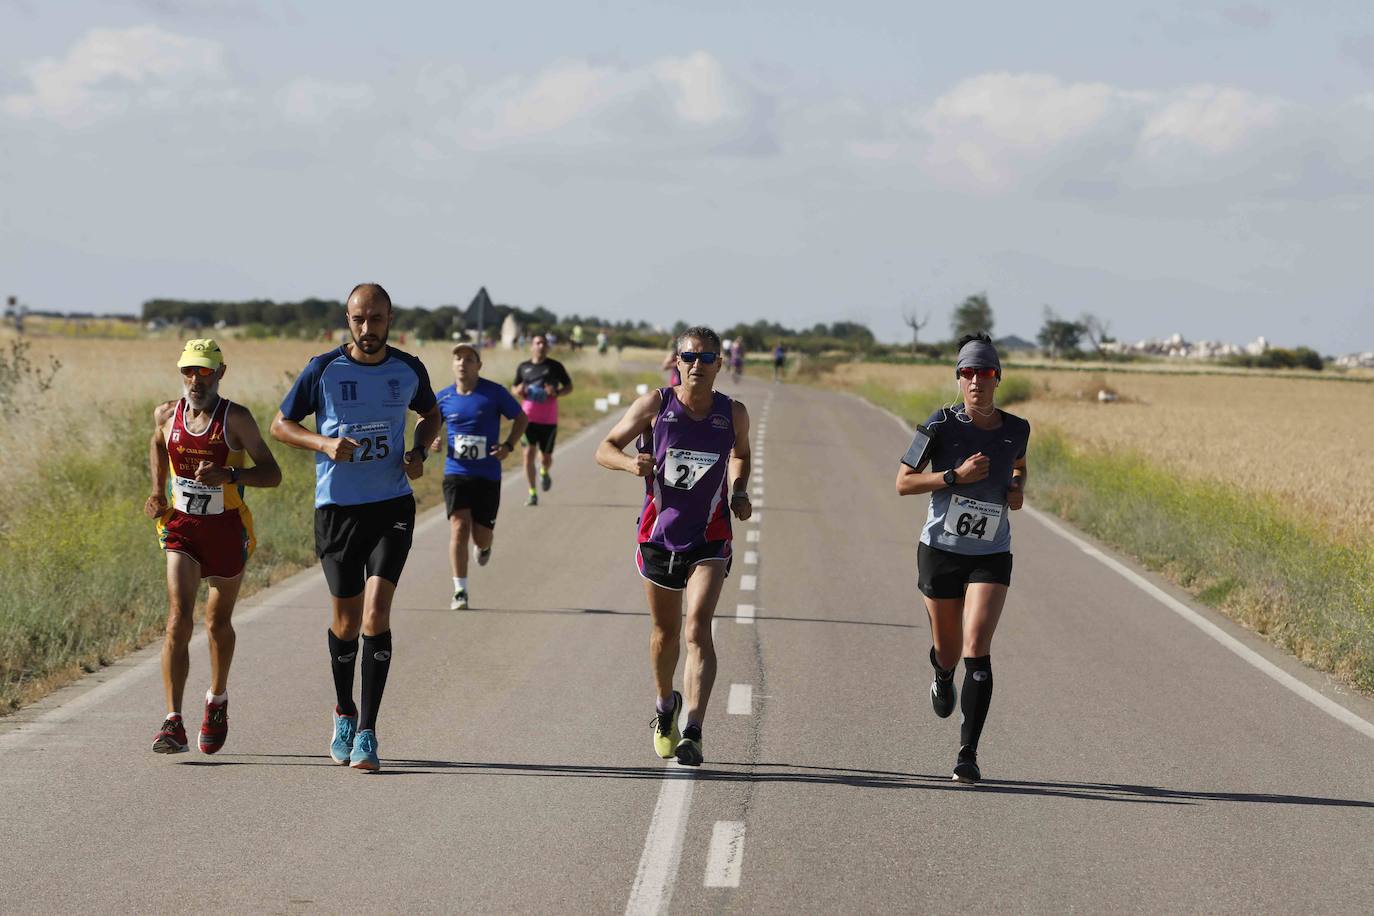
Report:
955,339,1001,377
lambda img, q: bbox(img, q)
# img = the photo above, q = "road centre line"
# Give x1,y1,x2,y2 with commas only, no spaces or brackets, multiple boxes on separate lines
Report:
862,393,1374,744
704,822,746,888
625,771,696,915
744,551,758,565
740,575,757,591
736,604,755,623
746,530,759,543
726,684,753,715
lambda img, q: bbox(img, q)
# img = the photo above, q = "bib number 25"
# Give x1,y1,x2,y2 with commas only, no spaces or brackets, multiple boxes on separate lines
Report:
344,422,391,463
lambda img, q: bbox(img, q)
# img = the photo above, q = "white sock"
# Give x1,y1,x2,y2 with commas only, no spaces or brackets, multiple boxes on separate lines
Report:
454,577,467,592
206,690,227,704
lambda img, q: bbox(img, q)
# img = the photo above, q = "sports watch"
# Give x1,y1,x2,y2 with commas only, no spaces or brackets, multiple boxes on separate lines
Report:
229,466,240,484
942,468,958,487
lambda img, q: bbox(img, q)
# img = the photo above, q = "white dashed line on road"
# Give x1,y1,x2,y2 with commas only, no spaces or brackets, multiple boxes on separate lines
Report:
726,684,753,715
746,530,759,543
704,822,746,888
736,604,755,623
744,551,758,565
740,575,757,591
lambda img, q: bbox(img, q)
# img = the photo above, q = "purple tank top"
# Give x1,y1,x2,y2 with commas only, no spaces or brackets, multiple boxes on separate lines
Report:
638,387,735,551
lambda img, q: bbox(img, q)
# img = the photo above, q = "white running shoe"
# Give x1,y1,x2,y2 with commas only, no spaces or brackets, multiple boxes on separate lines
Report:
473,544,492,567
450,589,469,610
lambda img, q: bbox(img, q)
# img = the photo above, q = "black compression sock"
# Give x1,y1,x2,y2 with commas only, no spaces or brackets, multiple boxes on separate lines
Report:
359,630,393,732
930,645,955,680
959,655,993,750
682,722,702,741
328,630,359,718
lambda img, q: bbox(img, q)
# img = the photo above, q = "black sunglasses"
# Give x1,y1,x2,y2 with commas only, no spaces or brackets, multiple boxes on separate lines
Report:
678,351,718,364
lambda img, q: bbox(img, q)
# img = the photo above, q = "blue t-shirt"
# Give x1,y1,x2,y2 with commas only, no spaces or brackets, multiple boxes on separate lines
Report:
914,406,1030,556
279,346,437,508
436,379,523,481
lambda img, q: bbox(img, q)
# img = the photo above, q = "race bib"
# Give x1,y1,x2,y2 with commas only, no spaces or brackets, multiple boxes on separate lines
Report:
944,494,1004,542
171,476,224,516
342,420,392,464
663,448,720,490
452,433,487,461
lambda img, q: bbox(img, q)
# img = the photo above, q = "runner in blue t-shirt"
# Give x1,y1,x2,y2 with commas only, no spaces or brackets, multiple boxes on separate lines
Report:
895,332,1029,785
430,342,527,610
270,283,441,773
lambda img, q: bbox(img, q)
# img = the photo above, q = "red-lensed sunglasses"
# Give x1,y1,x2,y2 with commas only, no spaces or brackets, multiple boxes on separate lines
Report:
180,366,216,378
958,367,997,380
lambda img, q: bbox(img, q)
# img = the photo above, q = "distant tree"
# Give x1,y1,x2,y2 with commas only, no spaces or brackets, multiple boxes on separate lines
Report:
902,309,930,355
1037,307,1086,358
950,293,994,340
1080,312,1113,356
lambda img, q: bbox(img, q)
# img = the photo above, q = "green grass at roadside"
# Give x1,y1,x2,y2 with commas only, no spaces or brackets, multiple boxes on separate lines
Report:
828,371,1374,696
0,367,659,714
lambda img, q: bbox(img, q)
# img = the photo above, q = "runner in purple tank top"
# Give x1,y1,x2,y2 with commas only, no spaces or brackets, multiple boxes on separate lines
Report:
597,326,753,767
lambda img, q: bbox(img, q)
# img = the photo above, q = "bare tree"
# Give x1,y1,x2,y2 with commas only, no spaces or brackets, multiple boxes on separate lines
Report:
902,309,931,355
1080,312,1113,356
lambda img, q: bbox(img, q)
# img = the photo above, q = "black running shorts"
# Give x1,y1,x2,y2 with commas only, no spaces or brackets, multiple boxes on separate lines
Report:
916,542,1012,599
443,475,502,530
637,540,733,592
314,494,416,598
523,422,558,454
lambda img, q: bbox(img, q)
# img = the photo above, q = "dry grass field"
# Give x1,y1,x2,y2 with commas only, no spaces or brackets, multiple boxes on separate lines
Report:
823,361,1374,538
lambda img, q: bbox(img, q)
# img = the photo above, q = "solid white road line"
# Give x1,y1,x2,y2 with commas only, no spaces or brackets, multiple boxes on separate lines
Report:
1028,506,1374,742
625,771,696,916
746,530,759,543
727,684,753,715
744,551,758,565
704,821,746,889
859,391,1374,744
740,575,757,591
736,604,755,623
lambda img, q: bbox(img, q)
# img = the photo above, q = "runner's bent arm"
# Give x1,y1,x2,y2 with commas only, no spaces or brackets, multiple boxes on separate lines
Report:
552,363,574,398
215,404,282,488
1007,454,1028,510
595,391,660,475
144,402,175,518
403,404,443,478
499,409,530,459
895,452,990,496
270,411,358,462
729,401,752,521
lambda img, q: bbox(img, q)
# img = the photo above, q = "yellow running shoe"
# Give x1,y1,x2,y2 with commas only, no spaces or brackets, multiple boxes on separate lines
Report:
652,691,682,759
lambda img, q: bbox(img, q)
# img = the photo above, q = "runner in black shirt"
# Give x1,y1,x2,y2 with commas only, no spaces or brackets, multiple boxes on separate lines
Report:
512,333,574,505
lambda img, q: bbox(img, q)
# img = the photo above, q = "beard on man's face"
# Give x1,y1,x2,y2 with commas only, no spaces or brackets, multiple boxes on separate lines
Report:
353,326,388,354
184,376,220,410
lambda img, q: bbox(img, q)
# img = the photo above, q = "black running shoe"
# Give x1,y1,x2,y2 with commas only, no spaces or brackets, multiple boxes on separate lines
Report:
675,724,704,767
952,745,981,784
929,647,957,719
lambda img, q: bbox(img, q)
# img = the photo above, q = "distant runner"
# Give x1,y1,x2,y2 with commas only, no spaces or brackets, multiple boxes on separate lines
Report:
271,283,441,772
895,333,1029,783
730,339,745,383
432,342,528,610
596,325,752,767
146,339,281,755
512,333,573,506
771,341,786,381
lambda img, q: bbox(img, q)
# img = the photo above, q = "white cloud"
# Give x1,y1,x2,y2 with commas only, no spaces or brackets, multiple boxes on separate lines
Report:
1,25,227,127
1137,85,1283,157
276,78,376,124
441,52,770,155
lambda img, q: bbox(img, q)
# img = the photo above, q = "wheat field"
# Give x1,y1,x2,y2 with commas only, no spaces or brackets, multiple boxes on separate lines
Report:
824,361,1374,538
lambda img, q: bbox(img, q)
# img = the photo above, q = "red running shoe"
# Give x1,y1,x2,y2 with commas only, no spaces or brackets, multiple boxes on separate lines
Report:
152,715,189,754
198,697,229,754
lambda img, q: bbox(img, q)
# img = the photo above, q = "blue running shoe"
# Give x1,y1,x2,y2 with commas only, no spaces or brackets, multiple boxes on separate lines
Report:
330,707,357,765
350,728,380,772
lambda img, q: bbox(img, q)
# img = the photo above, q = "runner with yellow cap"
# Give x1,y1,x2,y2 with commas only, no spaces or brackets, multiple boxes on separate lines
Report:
146,338,282,755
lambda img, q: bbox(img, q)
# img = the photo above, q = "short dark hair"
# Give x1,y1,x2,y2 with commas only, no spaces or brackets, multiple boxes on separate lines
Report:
347,282,392,311
531,331,549,343
956,331,993,350
675,325,722,354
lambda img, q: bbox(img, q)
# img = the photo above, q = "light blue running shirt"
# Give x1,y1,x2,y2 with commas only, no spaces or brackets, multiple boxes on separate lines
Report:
913,406,1030,556
280,346,437,508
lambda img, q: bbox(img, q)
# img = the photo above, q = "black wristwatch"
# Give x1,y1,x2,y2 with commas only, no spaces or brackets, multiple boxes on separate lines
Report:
942,468,958,487
410,447,427,463
229,466,240,484
504,439,518,451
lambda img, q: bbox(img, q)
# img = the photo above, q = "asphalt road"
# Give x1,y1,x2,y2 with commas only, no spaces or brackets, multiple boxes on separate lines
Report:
2,376,1372,915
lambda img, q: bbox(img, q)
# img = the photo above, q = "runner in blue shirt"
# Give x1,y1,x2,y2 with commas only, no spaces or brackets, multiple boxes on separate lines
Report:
270,283,441,773
430,342,527,610
895,332,1029,784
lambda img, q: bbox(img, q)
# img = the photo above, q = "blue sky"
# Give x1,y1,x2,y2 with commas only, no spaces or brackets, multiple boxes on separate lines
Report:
2,0,1372,352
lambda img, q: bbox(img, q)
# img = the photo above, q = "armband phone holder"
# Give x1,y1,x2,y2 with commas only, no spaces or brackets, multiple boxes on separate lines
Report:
900,423,934,470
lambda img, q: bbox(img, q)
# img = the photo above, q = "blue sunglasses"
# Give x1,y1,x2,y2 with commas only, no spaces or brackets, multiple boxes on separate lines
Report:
678,351,718,364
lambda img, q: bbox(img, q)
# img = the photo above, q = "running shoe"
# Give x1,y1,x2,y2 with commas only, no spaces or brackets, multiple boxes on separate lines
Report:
451,588,469,610
652,690,682,759
152,715,189,754
330,707,358,765
674,727,703,767
952,745,981,784
929,647,957,719
474,544,492,567
198,696,228,754
350,728,380,772
540,469,552,492
525,491,538,507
